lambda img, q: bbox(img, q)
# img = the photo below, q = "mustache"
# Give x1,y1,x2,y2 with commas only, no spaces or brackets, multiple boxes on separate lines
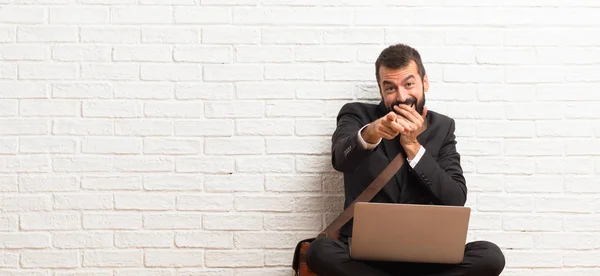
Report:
390,98,417,114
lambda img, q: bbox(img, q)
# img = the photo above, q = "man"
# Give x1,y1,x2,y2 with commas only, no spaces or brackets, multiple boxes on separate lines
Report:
304,44,505,276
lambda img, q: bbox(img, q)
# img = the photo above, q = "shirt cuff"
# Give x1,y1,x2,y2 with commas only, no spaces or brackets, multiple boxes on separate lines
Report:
357,124,381,150
408,146,425,168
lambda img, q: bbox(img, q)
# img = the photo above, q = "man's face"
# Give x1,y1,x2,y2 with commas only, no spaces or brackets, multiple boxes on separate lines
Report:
378,60,428,116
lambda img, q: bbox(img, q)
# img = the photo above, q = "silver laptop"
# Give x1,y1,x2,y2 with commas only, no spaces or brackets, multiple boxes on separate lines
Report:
349,202,471,264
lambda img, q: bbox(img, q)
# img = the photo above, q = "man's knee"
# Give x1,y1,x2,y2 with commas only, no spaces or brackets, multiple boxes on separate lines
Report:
469,241,505,276
305,237,345,270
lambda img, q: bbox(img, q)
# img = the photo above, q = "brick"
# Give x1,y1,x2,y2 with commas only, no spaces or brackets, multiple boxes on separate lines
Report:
477,48,536,65
141,0,196,4
476,121,534,138
203,0,256,4
141,64,202,81
21,251,79,268
110,7,172,24
505,139,564,156
82,175,141,191
53,157,112,172
506,103,565,120
462,174,504,192
53,119,113,135
355,8,412,25
83,250,142,268
565,176,600,193
1,156,49,173
53,232,112,249
83,101,142,118
265,250,293,266
83,213,142,230
115,270,173,276
202,27,260,44
82,137,142,154
54,194,113,211
205,101,263,118
115,232,173,248
20,212,80,230
49,7,108,24
18,175,78,192
205,138,265,155
52,83,112,99
264,214,321,231
176,83,234,100
0,81,46,99
20,100,79,117
534,233,595,250
0,233,50,249
81,27,140,44
566,139,600,155
505,176,564,193
18,26,77,42
19,64,77,80
325,65,371,81
564,252,600,267
203,214,262,231
443,66,502,83
478,85,535,102
0,176,17,192
114,83,172,100
205,250,263,267
144,250,203,268
0,252,17,268
323,173,344,193
535,196,595,213
476,158,534,175
235,156,294,173
503,215,562,232
0,270,49,276
445,103,505,119
564,215,600,231
177,195,233,211
174,7,231,23
204,65,262,81
55,272,112,276
233,232,297,249
115,194,175,210
80,0,136,3
234,196,293,212
567,103,600,119
81,64,138,81
266,137,329,154
1,44,47,61
0,7,45,24
115,119,173,136
175,120,233,137
0,138,17,154
262,28,320,44
296,156,334,173
537,84,600,101
113,46,172,62
265,100,325,117
237,46,294,63
477,194,533,212
204,174,264,192
504,250,562,268
456,139,502,156
537,48,600,65
296,83,354,100
174,46,232,63
536,158,593,174
236,119,294,136
142,27,201,44
143,175,203,191
143,138,202,155
235,7,352,25
175,231,233,249
143,213,203,230
537,120,593,137
0,215,17,231
324,28,383,44
176,157,234,173
0,26,15,43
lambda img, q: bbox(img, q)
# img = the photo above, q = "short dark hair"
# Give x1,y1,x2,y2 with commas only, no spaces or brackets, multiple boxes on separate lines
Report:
375,44,426,83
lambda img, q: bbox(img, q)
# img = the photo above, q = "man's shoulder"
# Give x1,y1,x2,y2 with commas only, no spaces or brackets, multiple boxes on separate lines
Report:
427,110,454,127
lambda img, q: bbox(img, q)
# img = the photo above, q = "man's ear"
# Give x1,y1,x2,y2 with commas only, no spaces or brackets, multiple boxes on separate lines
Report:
423,74,429,92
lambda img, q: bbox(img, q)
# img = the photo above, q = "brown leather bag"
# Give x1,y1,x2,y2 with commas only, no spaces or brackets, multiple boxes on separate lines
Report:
292,153,405,275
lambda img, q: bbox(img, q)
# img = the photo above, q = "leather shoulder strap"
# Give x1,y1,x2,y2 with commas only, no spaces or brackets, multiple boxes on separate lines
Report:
318,152,405,239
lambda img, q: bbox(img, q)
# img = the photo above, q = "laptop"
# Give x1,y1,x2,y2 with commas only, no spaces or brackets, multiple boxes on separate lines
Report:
349,202,471,264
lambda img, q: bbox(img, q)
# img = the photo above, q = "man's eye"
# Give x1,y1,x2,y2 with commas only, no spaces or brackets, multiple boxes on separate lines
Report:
386,87,394,91
406,82,414,87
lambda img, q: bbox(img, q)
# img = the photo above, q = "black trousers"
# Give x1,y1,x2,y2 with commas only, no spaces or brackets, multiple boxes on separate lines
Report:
305,237,505,276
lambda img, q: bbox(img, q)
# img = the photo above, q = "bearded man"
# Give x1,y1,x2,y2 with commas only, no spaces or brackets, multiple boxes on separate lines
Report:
304,44,506,276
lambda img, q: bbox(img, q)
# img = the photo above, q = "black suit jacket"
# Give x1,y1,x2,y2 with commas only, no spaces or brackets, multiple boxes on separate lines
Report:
331,101,467,239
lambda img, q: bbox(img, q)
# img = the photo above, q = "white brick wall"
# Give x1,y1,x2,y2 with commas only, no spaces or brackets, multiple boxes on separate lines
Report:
0,1,599,275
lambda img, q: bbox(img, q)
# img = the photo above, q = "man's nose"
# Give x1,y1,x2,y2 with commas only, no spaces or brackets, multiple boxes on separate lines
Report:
396,90,409,102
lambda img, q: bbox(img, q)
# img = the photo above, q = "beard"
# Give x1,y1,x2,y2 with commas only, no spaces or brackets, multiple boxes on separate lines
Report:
387,92,426,116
